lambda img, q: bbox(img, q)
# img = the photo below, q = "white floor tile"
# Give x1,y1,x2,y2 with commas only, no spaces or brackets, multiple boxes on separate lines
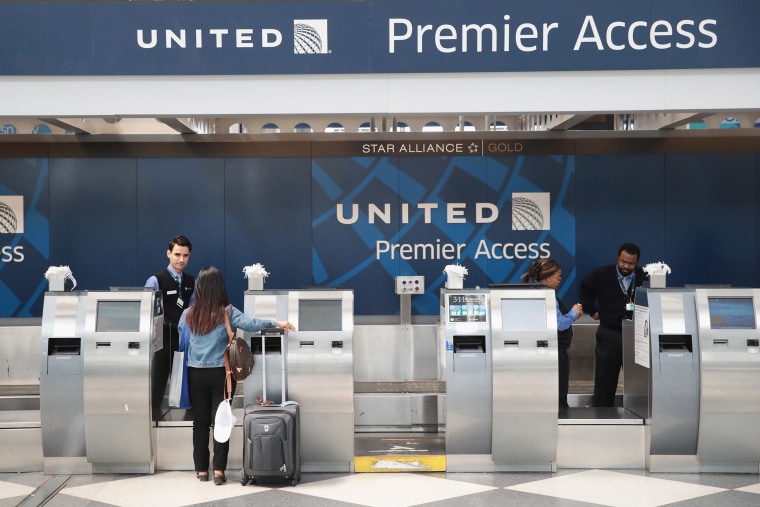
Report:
735,481,760,495
286,473,496,507
7,469,759,507
507,469,727,507
60,471,269,507
0,480,34,500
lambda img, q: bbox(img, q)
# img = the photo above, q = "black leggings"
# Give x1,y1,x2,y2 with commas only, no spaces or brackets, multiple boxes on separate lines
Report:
188,366,237,473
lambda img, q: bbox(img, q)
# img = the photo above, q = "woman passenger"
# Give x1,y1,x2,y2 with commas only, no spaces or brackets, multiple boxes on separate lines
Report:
178,266,295,484
522,259,583,408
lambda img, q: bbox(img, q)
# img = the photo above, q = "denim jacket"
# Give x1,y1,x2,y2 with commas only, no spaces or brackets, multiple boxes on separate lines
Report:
178,305,275,369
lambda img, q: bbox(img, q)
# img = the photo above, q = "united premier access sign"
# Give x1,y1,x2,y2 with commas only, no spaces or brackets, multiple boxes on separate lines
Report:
0,0,756,75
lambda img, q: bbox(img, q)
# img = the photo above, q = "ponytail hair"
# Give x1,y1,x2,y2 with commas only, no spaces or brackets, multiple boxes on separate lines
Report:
521,258,561,283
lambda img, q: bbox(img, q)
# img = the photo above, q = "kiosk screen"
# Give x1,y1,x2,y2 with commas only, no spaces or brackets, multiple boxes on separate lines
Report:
707,297,756,329
96,300,141,332
448,294,487,322
500,299,546,332
298,299,342,331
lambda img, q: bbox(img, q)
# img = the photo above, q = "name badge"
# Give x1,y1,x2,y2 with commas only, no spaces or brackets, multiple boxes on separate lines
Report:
167,290,178,295
626,302,635,311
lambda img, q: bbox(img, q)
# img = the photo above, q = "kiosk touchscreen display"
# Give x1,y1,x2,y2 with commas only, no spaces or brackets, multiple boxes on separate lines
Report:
448,294,487,322
298,299,342,331
96,300,141,332
707,297,756,329
500,298,546,332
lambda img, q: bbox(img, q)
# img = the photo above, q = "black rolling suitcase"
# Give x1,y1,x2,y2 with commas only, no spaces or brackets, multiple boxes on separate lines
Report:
241,328,301,486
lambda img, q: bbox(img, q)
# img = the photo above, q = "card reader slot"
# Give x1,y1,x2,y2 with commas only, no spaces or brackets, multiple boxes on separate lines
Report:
48,337,81,355
51,344,81,355
453,335,485,353
659,334,693,352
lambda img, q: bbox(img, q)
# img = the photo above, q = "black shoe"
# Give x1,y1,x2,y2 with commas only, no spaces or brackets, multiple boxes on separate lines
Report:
214,474,227,485
196,472,209,482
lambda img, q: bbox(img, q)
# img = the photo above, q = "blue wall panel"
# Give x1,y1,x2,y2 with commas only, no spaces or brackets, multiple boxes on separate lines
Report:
757,154,760,282
137,157,226,294
575,154,666,289
50,158,138,291
225,158,312,309
2,147,759,317
396,156,484,315
664,153,756,287
312,156,402,315
0,158,49,316
312,154,576,314
485,155,577,301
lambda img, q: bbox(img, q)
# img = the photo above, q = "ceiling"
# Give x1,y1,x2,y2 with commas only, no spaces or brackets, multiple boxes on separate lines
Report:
1,111,758,136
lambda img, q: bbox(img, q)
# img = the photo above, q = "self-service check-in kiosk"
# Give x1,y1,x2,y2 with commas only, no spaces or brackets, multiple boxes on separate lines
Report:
489,286,558,472
624,288,701,472
442,289,491,471
287,289,354,472
695,288,760,473
81,289,163,473
40,291,90,474
244,289,289,324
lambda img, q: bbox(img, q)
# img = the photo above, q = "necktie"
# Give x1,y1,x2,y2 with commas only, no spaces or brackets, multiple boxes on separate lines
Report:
175,274,184,307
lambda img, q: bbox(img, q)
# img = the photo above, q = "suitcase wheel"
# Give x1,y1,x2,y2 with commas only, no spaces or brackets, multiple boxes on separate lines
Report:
240,471,249,486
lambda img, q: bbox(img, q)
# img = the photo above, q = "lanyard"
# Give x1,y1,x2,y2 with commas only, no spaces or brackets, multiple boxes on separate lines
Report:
618,273,635,302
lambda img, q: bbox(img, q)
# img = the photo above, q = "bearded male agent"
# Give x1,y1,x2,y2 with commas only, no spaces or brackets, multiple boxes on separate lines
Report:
579,242,645,407
145,235,196,420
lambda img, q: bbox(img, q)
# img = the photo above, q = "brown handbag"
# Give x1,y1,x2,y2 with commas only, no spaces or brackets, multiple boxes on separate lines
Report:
223,308,254,398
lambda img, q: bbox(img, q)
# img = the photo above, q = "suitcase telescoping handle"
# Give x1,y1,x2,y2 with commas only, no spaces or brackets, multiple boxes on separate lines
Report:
259,327,285,405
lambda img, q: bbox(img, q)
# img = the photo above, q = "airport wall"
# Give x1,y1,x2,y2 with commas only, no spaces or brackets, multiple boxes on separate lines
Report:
0,133,758,317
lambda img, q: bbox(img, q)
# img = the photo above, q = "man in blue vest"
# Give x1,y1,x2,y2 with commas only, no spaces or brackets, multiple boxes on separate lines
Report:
145,235,196,420
579,242,644,407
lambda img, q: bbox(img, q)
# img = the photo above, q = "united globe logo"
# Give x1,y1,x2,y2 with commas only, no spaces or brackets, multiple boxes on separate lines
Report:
294,24,321,53
0,196,24,234
294,19,328,54
512,192,550,231
0,202,17,233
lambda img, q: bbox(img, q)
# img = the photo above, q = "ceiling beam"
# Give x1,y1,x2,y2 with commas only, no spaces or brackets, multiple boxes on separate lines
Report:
156,117,197,134
545,114,594,131
633,113,711,130
39,118,91,134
